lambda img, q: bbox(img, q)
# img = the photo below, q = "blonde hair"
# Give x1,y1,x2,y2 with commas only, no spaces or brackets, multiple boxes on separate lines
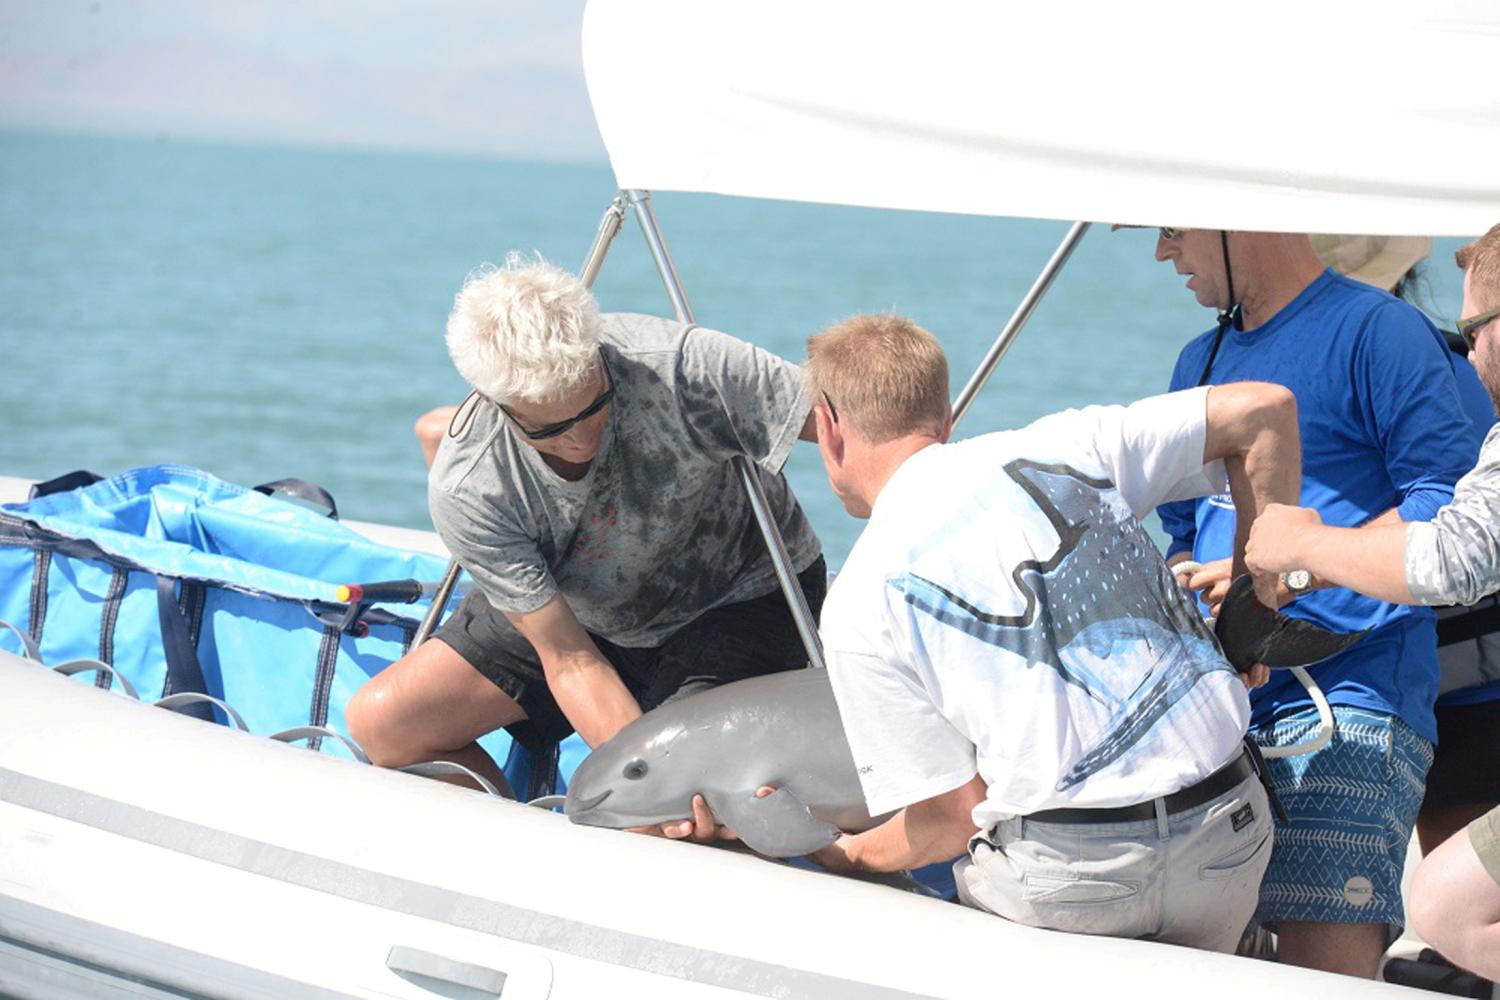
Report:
445,253,602,404
805,314,949,442
1456,223,1500,305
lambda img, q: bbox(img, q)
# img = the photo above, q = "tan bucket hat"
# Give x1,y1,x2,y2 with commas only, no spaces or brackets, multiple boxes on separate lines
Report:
1310,234,1432,292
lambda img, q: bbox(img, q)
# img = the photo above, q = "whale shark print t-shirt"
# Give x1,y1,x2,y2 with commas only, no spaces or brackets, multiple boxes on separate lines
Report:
429,313,820,649
820,387,1251,825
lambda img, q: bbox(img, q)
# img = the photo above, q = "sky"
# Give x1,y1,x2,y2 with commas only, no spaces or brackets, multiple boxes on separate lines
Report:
0,0,606,161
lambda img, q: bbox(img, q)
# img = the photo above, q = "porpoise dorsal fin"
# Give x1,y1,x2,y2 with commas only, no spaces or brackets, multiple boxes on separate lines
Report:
705,788,842,858
1215,575,1368,672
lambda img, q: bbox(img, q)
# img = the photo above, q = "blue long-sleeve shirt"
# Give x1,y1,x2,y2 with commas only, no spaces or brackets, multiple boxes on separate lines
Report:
1158,270,1477,742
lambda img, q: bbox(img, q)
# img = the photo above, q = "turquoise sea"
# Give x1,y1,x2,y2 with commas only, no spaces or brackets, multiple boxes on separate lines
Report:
0,130,1472,566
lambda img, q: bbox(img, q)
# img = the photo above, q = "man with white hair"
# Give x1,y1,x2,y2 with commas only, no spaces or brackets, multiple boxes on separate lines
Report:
347,257,824,837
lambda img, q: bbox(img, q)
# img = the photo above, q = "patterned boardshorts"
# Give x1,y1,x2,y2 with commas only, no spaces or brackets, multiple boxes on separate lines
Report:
1251,705,1433,934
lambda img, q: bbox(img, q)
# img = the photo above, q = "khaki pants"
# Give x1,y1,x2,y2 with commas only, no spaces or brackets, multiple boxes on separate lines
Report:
956,775,1272,953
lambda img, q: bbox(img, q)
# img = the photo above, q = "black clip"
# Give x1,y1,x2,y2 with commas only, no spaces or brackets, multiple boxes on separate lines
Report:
307,599,371,638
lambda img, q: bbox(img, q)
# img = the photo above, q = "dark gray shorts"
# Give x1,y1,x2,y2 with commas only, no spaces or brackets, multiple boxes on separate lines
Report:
436,556,827,751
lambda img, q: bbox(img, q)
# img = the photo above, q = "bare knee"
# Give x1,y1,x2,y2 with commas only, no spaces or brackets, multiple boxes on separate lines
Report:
1408,863,1442,945
415,407,458,468
346,640,521,770
346,682,407,767
1408,838,1491,963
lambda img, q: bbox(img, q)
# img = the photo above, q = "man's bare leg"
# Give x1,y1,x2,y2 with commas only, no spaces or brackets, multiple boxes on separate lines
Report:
1410,822,1500,979
1274,921,1386,978
346,637,523,797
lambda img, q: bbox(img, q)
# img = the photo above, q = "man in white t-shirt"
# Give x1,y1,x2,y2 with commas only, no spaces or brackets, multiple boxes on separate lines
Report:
804,314,1299,951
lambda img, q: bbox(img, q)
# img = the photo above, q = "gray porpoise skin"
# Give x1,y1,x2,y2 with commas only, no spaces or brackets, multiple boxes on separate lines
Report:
563,668,888,855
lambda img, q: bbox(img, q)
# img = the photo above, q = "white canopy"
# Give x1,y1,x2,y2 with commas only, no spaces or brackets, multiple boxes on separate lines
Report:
582,0,1500,235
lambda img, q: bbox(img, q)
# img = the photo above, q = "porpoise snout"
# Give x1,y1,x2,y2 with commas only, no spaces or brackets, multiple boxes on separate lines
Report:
564,787,612,821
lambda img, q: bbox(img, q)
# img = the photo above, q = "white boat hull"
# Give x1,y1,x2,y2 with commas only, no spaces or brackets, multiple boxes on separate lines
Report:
0,651,1416,999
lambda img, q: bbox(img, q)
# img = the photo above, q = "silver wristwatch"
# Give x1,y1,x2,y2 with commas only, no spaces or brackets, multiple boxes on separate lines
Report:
1282,569,1313,596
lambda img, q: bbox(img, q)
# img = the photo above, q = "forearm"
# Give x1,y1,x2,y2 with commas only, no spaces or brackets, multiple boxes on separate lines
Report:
544,650,643,748
815,775,984,873
1228,425,1298,561
1293,522,1415,604
1205,383,1300,596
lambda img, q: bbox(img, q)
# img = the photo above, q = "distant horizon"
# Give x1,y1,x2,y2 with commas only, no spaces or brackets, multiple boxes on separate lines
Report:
0,121,612,169
0,1,605,163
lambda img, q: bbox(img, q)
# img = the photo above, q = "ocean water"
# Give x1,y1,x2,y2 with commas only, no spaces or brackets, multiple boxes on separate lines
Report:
0,130,1471,566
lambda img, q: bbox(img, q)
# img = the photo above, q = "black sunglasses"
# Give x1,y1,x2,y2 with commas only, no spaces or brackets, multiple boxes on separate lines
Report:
500,354,614,440
1458,307,1500,352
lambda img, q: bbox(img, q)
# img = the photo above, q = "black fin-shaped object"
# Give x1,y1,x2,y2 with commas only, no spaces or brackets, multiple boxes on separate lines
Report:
1214,575,1368,672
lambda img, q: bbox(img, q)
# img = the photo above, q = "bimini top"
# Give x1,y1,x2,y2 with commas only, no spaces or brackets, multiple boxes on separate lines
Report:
582,0,1500,235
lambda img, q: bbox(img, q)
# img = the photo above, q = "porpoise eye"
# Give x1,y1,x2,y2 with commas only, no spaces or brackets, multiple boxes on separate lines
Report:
623,758,648,780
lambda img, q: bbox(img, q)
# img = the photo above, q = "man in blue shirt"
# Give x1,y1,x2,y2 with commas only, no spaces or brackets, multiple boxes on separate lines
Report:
1152,228,1479,978
1245,226,1500,981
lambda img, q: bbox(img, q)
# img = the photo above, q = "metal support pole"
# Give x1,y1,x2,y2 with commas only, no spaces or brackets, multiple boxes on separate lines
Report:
625,190,694,322
412,192,633,647
951,221,1091,430
626,190,827,671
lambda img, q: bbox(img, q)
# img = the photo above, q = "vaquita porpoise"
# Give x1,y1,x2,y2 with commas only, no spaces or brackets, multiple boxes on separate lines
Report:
563,667,888,857
563,578,1361,857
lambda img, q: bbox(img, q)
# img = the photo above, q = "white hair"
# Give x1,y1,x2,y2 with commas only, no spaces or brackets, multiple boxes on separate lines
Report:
445,253,602,404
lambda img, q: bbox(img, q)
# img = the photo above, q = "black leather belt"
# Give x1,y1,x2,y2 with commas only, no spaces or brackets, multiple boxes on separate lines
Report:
1026,750,1256,825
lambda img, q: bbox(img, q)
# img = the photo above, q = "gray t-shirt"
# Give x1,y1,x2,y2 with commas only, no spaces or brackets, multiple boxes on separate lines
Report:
1406,423,1500,607
429,313,821,648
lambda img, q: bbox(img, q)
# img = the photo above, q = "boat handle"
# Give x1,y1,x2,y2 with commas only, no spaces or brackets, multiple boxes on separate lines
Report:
398,760,505,798
386,945,507,996
269,725,372,763
0,617,41,661
154,692,250,731
53,658,141,700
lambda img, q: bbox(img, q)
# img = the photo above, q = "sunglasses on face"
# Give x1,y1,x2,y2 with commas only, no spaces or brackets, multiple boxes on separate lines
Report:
1459,307,1500,351
1158,227,1189,241
500,356,615,440
821,390,839,423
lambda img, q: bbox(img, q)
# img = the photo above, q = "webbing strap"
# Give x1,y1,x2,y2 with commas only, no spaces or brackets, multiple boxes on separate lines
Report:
26,469,102,499
306,624,342,751
1437,597,1500,646
96,568,129,688
155,576,213,721
527,741,561,802
27,549,49,652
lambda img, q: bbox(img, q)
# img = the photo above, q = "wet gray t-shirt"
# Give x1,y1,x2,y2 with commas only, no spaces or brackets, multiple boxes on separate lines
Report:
429,313,821,648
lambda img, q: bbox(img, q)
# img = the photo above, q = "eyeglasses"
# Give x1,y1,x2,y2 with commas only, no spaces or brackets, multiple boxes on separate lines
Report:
1458,307,1500,351
500,355,615,440
1158,227,1190,241
821,390,839,423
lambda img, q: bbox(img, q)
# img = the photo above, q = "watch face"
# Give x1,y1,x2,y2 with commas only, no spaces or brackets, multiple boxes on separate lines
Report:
1286,569,1312,592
